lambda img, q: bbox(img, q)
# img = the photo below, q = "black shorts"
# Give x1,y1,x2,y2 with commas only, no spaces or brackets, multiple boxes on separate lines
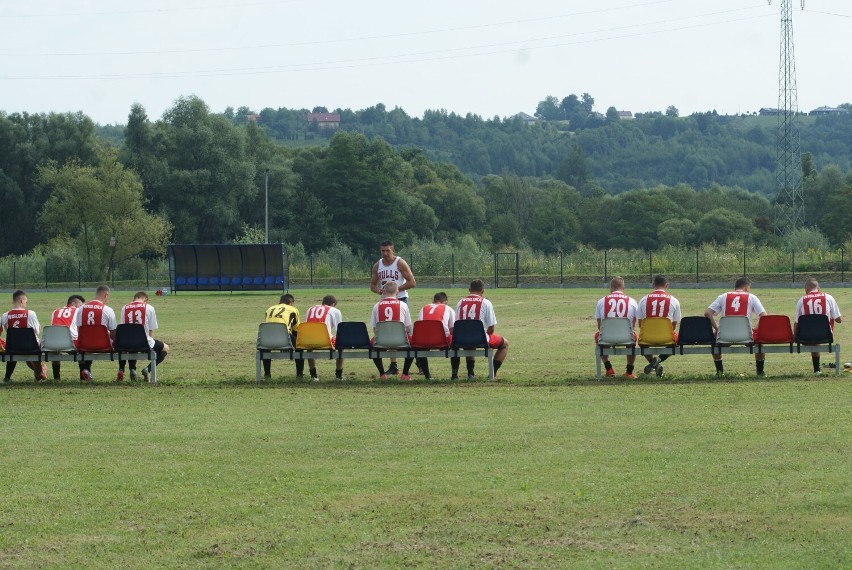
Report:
152,339,166,353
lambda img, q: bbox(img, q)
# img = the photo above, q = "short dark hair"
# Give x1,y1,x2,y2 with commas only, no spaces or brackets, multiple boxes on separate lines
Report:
469,279,485,293
12,290,25,303
322,294,337,306
652,274,668,288
734,277,751,289
433,292,448,303
380,240,394,248
96,284,110,295
133,291,149,301
67,294,85,305
281,293,295,305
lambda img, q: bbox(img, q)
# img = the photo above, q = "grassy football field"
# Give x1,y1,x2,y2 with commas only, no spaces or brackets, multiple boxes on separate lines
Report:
0,286,850,568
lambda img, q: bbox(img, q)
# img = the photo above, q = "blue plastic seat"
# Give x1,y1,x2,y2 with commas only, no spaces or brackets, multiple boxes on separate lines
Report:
188,276,197,286
451,320,489,349
335,322,372,349
176,276,187,286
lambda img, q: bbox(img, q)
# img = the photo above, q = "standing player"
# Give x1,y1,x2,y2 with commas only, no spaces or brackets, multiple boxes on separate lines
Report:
595,276,639,378
50,294,85,380
1,290,47,382
261,293,302,379
704,277,767,376
304,295,344,381
415,292,456,380
370,282,415,380
370,240,416,375
794,278,842,374
118,291,170,382
453,279,508,380
637,275,681,378
72,284,117,382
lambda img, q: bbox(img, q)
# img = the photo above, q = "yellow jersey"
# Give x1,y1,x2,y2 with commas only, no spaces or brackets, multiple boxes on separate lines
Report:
264,303,300,333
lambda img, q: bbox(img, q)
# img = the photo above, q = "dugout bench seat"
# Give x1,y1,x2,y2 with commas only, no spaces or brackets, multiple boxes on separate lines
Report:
255,320,494,381
595,314,841,378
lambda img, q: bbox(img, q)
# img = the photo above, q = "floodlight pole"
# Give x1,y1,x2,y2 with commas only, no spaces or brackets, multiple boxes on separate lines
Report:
264,169,269,244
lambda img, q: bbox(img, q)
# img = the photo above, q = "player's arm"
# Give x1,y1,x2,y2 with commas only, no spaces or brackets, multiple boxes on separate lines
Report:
486,325,495,335
398,259,416,291
370,262,381,294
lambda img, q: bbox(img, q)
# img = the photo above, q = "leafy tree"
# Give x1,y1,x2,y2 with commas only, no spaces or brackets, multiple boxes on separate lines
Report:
658,218,697,247
665,105,679,118
555,144,591,193
535,96,562,121
696,208,755,244
37,148,172,278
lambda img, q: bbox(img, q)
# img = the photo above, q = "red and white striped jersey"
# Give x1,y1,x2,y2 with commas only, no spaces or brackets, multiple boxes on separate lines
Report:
370,297,412,332
594,291,638,325
455,294,497,328
637,290,681,323
707,291,765,319
304,304,343,337
120,301,159,348
1,308,40,336
73,300,117,331
51,305,76,327
796,291,841,327
418,303,457,336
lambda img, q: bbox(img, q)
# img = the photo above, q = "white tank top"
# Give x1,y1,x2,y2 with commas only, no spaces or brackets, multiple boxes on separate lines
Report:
376,256,408,298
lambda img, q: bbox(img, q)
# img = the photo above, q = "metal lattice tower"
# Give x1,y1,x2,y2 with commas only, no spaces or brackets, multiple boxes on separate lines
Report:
770,0,805,235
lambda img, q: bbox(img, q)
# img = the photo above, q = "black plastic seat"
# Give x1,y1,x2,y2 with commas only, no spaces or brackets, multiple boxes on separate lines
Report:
795,314,833,344
114,323,150,352
678,316,716,346
451,320,489,349
335,322,371,349
5,327,41,354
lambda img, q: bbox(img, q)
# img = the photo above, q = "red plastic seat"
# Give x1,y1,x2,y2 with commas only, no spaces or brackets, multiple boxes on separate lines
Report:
410,320,450,349
754,315,794,344
76,324,113,352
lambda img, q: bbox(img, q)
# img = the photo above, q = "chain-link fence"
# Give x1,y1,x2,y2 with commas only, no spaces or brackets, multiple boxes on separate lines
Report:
1,245,849,290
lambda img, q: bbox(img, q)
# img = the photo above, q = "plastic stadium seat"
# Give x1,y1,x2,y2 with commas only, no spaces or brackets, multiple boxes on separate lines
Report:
209,276,219,285
451,320,489,349
410,320,451,349
242,277,252,285
76,325,113,352
678,316,716,345
597,318,635,346
295,322,334,350
256,323,294,350
253,276,263,285
4,327,41,354
264,276,274,285
335,322,372,349
175,276,187,286
41,326,76,353
373,321,410,349
795,314,833,344
716,316,753,345
754,315,794,344
638,317,676,346
188,277,197,286
114,324,150,352
274,276,285,285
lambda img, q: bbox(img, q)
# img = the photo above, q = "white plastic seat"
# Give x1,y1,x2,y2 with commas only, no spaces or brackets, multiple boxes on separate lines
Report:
41,326,75,353
716,316,754,345
256,323,294,350
597,318,634,346
373,321,410,349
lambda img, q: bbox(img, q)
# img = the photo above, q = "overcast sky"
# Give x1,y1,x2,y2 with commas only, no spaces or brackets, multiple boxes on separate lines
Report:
1,0,850,125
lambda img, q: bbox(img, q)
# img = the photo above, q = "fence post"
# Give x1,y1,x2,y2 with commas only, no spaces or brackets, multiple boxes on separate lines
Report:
339,255,343,286
560,251,564,286
604,250,607,284
45,261,48,290
310,255,314,287
695,247,699,285
792,250,795,284
78,261,81,290
743,246,747,277
451,253,455,286
648,250,653,284
12,262,15,289
146,258,150,289
842,247,845,284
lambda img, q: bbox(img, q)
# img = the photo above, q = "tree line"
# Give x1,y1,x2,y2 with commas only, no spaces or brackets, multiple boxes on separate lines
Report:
3,94,852,276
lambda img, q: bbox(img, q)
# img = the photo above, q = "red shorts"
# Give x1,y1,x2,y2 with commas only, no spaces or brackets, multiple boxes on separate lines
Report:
488,334,505,350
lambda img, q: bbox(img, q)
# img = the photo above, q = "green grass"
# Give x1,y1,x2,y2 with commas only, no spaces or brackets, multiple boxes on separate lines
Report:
1,287,851,568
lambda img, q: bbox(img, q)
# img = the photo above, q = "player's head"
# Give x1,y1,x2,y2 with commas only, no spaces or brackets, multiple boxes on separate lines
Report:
322,294,337,307
382,281,399,297
610,276,625,292
652,275,668,289
133,291,149,302
433,292,448,304
281,293,295,305
805,278,820,293
379,240,395,262
67,294,85,307
469,279,485,294
96,284,111,301
734,277,751,291
12,289,26,305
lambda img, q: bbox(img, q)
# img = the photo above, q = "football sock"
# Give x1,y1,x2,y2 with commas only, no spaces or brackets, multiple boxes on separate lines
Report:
756,359,765,374
714,360,724,373
335,369,343,379
295,359,305,375
604,361,614,371
659,354,670,362
812,356,820,373
372,358,385,375
494,360,503,374
626,364,634,374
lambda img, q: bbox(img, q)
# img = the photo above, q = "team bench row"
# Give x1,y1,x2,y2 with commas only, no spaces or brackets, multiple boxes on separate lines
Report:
595,314,841,378
1,323,159,383
255,319,495,382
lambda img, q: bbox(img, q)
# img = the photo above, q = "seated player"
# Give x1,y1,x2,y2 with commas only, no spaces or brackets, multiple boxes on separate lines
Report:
49,294,85,380
260,293,302,379
452,279,508,380
794,278,842,375
1,289,47,382
304,295,343,381
117,291,170,381
370,282,414,380
637,275,681,378
704,277,767,376
595,277,639,379
414,292,456,380
72,284,117,382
